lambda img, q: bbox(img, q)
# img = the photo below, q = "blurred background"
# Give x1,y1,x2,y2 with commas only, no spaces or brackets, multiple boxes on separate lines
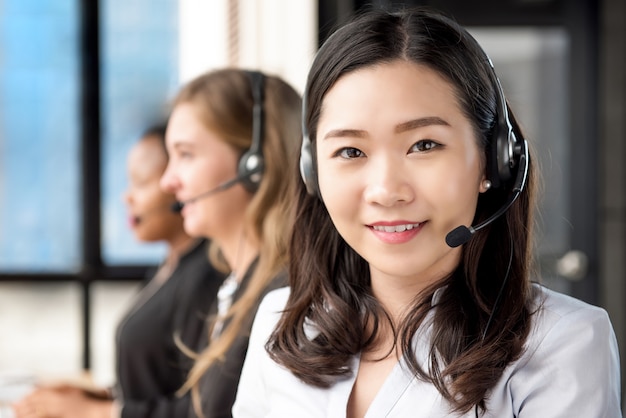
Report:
0,0,624,407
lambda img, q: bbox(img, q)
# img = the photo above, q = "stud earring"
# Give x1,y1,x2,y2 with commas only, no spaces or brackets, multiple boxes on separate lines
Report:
482,179,492,191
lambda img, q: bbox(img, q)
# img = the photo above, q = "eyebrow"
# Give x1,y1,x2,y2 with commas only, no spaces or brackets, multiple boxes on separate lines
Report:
323,128,367,140
322,116,451,140
395,116,451,133
170,140,194,149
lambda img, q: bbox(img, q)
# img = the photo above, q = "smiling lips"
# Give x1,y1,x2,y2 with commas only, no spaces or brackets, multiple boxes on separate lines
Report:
369,222,424,244
371,222,421,232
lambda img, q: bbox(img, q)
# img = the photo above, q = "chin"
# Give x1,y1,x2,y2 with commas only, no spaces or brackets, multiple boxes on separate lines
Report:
182,219,205,239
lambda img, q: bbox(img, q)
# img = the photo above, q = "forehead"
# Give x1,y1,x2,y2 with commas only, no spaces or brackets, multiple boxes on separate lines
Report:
320,61,461,123
165,102,209,147
165,101,241,163
128,136,167,177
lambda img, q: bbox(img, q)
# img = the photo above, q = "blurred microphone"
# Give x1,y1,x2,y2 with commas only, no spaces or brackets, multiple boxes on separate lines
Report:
170,175,245,214
132,204,172,225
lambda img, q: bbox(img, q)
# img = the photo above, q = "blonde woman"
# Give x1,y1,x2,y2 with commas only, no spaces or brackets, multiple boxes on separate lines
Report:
160,68,301,418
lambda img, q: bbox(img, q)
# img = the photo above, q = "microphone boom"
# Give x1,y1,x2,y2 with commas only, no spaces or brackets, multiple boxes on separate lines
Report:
170,170,260,213
444,144,528,248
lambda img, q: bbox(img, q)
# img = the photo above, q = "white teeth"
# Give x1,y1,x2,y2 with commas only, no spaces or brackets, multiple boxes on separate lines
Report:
372,223,420,233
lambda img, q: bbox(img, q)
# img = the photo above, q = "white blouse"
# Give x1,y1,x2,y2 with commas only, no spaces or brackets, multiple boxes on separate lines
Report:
233,285,621,417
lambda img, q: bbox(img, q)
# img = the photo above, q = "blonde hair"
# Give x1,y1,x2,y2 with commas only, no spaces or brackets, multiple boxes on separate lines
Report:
172,68,301,416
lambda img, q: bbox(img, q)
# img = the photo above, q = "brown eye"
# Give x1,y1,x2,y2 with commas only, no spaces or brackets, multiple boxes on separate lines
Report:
337,147,364,159
410,140,439,153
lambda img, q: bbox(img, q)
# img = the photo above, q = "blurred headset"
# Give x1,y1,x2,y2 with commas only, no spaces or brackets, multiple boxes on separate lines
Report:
170,70,267,213
238,70,266,193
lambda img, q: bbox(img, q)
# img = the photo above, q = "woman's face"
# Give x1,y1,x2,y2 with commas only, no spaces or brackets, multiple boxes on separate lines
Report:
316,60,489,289
124,135,182,242
161,102,252,241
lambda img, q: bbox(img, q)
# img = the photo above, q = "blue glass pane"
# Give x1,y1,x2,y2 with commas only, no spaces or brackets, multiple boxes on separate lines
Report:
0,0,81,272
100,0,179,265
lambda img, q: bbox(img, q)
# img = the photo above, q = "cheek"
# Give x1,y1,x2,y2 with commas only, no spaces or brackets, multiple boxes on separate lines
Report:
183,166,211,193
319,180,362,243
204,155,240,190
422,161,482,223
434,171,477,200
319,171,353,215
134,190,154,209
190,188,251,238
147,182,171,201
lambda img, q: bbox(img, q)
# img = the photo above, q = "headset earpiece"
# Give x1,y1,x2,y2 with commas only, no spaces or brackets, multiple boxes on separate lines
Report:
487,61,522,190
238,70,266,193
299,132,319,196
299,86,321,197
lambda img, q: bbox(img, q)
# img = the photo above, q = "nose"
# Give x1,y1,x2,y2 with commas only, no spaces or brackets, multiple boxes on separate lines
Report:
122,188,132,205
363,156,414,206
159,165,178,193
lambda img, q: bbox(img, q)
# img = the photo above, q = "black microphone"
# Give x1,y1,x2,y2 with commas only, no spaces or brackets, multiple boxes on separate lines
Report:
445,142,528,248
170,173,250,214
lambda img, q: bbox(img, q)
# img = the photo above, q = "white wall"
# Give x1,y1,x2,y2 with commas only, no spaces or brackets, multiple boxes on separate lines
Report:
0,282,138,388
178,0,317,94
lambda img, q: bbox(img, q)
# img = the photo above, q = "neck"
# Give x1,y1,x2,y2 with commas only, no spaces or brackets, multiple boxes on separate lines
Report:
369,270,440,323
166,232,199,267
219,228,260,281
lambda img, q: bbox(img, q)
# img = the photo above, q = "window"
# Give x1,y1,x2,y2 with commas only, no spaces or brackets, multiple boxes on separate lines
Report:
0,0,315,389
0,0,81,272
101,0,179,265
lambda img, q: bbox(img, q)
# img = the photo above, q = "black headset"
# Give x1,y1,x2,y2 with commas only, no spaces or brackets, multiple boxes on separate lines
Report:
298,60,528,198
238,70,266,193
298,101,317,195
485,58,527,190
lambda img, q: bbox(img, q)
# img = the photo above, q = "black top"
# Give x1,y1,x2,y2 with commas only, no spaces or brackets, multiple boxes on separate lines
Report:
115,239,226,418
189,261,287,418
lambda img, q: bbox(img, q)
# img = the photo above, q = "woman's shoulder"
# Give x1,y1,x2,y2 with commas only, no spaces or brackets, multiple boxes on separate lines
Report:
525,283,617,355
501,286,621,415
250,287,291,338
531,283,612,324
258,286,291,315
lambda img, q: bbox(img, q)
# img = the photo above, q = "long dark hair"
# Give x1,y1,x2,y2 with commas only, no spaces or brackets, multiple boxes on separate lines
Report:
267,7,538,414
